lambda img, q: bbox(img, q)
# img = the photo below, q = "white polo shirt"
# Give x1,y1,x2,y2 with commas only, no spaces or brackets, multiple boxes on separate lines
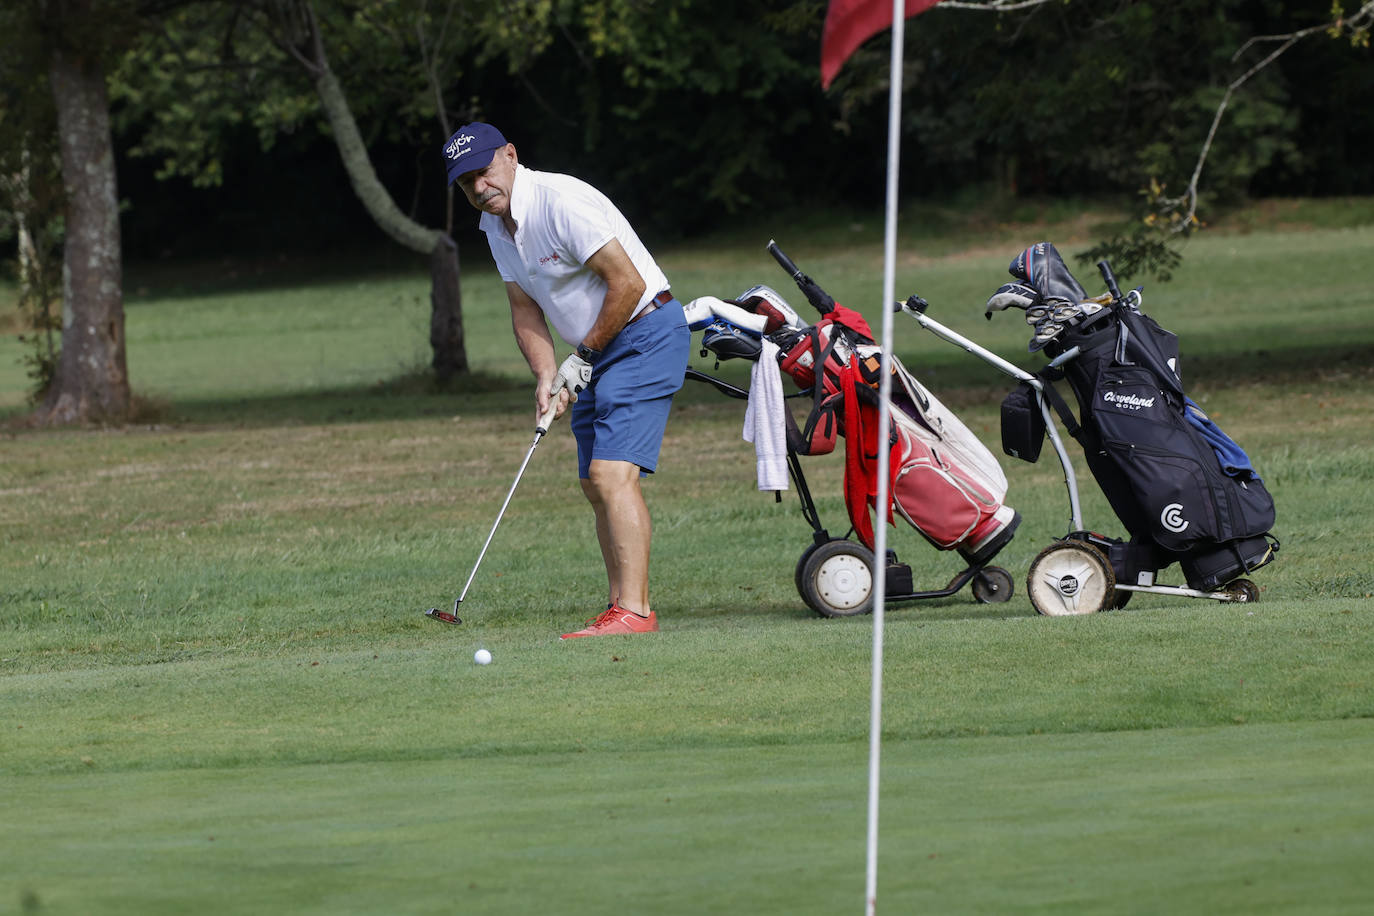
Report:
479,164,669,346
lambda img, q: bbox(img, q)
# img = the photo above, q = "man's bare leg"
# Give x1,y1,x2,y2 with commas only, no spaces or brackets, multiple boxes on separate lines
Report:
580,458,652,615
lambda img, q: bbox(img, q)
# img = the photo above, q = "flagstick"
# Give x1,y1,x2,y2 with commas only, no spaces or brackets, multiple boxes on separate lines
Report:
865,1,906,913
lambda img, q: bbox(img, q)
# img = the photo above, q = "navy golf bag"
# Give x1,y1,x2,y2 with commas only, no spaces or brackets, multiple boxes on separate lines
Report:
997,243,1278,591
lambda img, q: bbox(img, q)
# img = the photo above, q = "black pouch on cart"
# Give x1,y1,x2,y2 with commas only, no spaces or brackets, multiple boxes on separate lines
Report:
1106,536,1162,587
885,552,914,596
1180,535,1277,592
1000,382,1046,463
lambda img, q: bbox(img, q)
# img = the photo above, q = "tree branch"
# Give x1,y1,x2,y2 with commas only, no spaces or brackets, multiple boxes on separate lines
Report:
1156,0,1374,233
416,0,460,233
938,0,1058,11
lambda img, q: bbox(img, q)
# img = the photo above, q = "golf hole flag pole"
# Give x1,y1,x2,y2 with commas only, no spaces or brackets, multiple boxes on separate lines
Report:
821,1,945,913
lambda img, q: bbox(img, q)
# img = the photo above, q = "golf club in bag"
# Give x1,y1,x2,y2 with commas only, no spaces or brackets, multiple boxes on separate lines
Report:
901,242,1278,615
425,399,560,624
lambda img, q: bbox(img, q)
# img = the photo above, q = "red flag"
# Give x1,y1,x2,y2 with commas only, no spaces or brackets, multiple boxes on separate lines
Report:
820,0,942,89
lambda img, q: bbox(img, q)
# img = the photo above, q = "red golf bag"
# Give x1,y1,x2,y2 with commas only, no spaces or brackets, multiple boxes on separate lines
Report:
776,305,1019,563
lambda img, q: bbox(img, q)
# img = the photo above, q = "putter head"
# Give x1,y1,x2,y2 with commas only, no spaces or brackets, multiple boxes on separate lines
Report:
424,607,462,625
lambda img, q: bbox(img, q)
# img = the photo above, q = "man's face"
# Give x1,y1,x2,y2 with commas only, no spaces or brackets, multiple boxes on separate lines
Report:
455,144,517,217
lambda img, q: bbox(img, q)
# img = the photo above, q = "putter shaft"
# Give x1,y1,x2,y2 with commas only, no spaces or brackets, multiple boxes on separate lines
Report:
428,401,560,621
455,424,547,605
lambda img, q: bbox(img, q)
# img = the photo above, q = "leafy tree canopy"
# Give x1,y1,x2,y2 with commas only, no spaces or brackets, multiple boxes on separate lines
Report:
16,0,1372,259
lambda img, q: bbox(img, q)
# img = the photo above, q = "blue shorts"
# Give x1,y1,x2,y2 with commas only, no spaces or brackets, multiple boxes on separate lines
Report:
571,298,690,478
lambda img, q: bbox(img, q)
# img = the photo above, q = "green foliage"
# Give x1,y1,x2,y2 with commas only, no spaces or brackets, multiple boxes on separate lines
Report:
107,0,582,193
1076,227,1184,285
0,3,68,401
882,0,1292,199
13,282,61,404
511,0,832,232
87,0,1374,258
110,6,319,188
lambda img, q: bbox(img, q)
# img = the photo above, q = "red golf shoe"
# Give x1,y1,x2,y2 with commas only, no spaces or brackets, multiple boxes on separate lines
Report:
560,604,659,639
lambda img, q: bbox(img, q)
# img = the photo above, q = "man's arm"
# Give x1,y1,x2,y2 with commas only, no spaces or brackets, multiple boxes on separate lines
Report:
506,281,567,419
579,238,647,354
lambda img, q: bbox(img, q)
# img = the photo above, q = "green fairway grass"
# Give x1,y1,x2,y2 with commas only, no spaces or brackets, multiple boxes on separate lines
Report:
2,204,1373,913
6,720,1371,915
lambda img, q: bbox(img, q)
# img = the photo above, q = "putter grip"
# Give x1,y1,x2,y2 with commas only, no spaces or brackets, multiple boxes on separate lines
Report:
536,400,558,434
766,240,835,315
1097,260,1124,301
767,239,801,277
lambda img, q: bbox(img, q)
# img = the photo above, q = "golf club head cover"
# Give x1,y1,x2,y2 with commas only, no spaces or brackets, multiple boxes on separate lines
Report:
700,318,763,361
985,282,1042,319
733,284,804,334
551,352,593,401
682,296,770,334
681,295,720,331
709,299,770,334
1008,241,1088,304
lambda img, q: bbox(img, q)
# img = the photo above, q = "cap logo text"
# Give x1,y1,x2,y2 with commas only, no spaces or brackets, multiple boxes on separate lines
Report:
445,133,476,160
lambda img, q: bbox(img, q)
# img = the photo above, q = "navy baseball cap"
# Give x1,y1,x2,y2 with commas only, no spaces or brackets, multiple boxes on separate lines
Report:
443,122,507,185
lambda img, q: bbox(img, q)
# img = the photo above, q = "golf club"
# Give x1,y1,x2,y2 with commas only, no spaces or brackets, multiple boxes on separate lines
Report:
425,398,560,624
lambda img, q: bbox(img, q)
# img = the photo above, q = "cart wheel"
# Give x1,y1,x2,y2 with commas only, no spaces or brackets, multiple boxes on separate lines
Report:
1220,578,1260,603
799,540,874,617
971,566,1014,604
794,540,831,601
1026,542,1115,616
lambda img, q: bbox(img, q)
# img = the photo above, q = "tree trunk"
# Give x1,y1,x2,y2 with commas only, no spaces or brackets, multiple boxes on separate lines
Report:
38,36,128,425
429,234,467,381
311,64,469,379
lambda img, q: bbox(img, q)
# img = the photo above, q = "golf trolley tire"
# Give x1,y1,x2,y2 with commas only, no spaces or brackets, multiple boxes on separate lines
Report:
794,539,835,602
799,539,875,618
1026,541,1115,617
971,566,1014,604
1221,578,1260,603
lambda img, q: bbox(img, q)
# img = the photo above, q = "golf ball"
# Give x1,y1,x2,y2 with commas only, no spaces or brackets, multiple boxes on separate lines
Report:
474,649,492,666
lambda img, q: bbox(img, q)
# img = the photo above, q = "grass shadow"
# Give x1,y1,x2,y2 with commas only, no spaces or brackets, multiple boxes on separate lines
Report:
137,369,529,428
1183,341,1374,388
120,247,442,304
891,338,1374,404
9,337,1370,432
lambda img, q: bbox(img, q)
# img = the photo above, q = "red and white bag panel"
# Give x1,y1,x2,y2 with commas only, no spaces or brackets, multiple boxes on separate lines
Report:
889,401,1016,553
841,352,1016,556
888,350,1011,546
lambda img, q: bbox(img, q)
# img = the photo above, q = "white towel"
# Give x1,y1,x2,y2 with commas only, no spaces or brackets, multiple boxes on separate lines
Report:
743,339,789,491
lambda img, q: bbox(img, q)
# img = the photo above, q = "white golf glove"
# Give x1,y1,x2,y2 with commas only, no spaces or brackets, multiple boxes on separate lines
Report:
550,352,593,401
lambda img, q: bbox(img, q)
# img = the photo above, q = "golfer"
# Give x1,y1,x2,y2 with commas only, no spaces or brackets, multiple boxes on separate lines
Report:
443,122,690,639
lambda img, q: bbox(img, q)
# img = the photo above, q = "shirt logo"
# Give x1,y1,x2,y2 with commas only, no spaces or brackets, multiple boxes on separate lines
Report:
444,133,475,160
538,254,561,265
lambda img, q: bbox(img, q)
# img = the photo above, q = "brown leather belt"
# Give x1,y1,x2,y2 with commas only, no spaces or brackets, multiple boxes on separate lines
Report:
627,289,673,325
